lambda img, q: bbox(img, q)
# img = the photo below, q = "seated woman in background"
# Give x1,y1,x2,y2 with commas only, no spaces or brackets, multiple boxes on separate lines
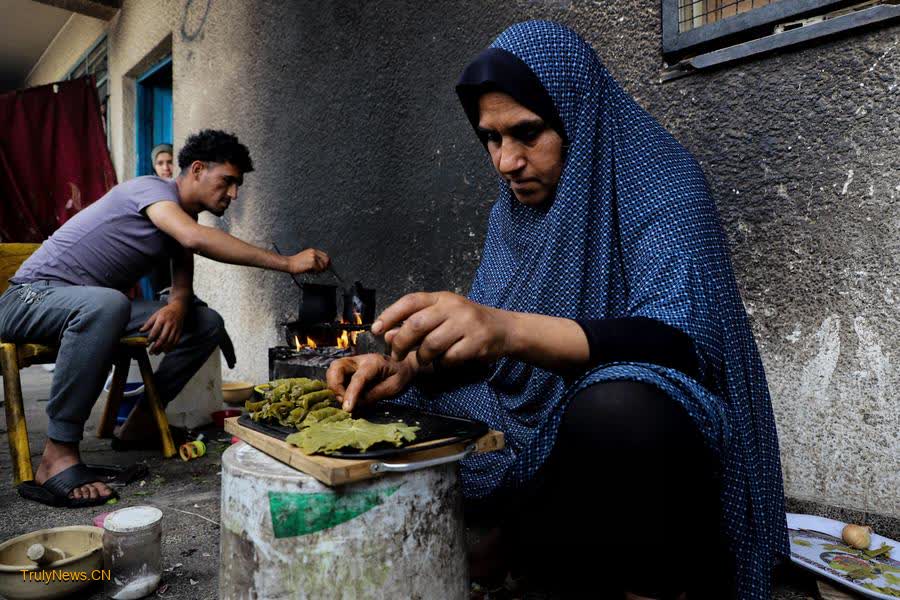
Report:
328,20,787,600
151,143,174,179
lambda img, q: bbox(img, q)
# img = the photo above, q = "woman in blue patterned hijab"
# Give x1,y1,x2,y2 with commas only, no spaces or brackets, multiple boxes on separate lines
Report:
329,20,788,599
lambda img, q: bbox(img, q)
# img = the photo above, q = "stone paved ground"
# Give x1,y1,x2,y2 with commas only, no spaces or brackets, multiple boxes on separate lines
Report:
0,367,862,599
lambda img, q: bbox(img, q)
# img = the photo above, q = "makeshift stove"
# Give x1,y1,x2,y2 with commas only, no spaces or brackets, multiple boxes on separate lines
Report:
268,345,351,381
268,281,376,381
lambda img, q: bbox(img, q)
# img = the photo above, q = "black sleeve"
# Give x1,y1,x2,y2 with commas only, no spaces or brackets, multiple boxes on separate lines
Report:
574,317,700,380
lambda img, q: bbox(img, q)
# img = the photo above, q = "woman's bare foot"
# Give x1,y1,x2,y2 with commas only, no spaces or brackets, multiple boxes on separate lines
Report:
34,439,113,501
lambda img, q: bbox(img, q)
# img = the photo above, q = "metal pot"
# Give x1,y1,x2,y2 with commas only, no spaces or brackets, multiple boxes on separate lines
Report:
298,283,337,325
342,282,376,324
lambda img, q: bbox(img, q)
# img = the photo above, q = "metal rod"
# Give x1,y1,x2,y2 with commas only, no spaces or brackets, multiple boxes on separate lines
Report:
271,242,303,290
328,264,346,287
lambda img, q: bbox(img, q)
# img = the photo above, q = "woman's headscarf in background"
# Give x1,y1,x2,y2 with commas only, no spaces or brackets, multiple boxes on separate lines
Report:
394,20,787,599
151,143,173,164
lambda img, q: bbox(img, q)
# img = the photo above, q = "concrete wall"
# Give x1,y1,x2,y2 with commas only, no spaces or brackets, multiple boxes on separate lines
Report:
25,0,899,517
24,14,105,87
24,1,177,183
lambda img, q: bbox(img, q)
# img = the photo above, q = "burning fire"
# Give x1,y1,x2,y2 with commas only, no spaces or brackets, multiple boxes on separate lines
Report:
293,311,365,351
337,330,350,350
294,335,317,351
336,311,364,349
351,311,363,344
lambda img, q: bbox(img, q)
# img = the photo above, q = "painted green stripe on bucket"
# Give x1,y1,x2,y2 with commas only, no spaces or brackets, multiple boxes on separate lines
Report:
268,486,400,538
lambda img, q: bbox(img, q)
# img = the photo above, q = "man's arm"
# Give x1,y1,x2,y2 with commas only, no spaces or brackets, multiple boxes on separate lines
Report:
140,245,194,354
145,201,329,274
169,245,194,307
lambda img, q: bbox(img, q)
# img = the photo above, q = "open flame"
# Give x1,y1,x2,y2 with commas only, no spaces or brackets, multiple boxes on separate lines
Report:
337,330,350,349
294,311,365,351
350,311,363,345
335,312,363,349
294,335,318,351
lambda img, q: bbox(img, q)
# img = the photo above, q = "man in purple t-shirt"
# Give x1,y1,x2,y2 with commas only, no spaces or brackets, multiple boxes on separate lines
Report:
0,130,330,507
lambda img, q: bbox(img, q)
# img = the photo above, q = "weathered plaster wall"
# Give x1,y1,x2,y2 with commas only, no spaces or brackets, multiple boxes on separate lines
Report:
24,14,105,88
178,0,509,383
182,0,900,517
577,8,900,518
102,0,177,182
24,1,177,183
24,0,899,516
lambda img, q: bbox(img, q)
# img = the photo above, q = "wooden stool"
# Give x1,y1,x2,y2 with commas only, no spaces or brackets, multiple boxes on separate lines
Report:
1,242,175,484
1,336,177,484
96,337,176,453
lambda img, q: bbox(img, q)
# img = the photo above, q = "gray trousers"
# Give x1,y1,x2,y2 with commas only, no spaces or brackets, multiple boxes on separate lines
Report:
0,281,224,442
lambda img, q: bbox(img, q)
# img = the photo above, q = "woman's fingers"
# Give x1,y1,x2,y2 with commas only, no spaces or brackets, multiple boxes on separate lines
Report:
372,292,437,335
383,327,400,346
342,354,395,411
326,358,357,399
415,320,465,366
440,337,483,367
343,361,383,412
365,372,408,402
389,305,447,361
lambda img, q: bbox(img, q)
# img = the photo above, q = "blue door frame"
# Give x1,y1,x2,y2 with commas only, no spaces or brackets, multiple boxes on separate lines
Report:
136,56,173,177
136,56,173,299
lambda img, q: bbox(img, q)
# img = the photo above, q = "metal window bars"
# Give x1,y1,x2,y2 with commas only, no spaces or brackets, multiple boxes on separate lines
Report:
678,0,778,32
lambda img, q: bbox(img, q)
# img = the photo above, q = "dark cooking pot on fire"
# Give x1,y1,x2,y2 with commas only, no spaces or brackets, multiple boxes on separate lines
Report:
342,283,376,324
299,282,338,324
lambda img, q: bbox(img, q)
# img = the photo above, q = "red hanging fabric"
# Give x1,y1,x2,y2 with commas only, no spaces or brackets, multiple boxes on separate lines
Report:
0,76,116,242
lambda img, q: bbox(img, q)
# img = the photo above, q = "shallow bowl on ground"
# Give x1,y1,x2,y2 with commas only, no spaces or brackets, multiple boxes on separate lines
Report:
222,381,254,405
0,525,104,599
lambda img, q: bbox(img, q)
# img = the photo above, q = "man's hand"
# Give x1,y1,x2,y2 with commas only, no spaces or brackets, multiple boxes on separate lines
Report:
326,354,416,412
286,248,331,274
140,302,188,354
372,292,511,368
145,202,332,275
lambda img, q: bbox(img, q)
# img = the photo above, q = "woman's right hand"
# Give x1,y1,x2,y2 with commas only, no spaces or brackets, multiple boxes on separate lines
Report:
326,353,416,412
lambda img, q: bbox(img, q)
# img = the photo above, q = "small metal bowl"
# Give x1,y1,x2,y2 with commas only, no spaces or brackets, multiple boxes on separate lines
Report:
222,381,254,406
0,526,104,600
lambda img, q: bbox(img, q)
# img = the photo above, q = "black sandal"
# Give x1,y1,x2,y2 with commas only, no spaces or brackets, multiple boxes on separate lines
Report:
18,463,120,508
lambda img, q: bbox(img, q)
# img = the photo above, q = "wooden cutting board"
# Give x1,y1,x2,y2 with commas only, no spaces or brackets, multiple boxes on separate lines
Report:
224,416,504,486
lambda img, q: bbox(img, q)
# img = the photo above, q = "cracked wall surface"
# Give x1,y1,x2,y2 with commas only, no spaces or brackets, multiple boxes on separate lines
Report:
26,0,899,516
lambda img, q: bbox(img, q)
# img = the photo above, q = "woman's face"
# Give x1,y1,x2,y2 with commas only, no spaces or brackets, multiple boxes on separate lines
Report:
154,152,174,179
477,91,564,206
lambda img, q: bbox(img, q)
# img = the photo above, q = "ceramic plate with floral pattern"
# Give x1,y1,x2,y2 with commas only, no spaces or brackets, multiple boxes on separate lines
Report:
787,513,900,599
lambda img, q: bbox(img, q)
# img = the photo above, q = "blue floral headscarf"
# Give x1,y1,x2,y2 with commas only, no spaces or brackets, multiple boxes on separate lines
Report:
395,20,788,599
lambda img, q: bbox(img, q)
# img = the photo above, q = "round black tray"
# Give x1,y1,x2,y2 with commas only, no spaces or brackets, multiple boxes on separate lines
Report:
237,404,488,459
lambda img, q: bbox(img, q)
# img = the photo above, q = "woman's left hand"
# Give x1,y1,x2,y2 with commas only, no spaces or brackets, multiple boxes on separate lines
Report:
371,292,511,368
